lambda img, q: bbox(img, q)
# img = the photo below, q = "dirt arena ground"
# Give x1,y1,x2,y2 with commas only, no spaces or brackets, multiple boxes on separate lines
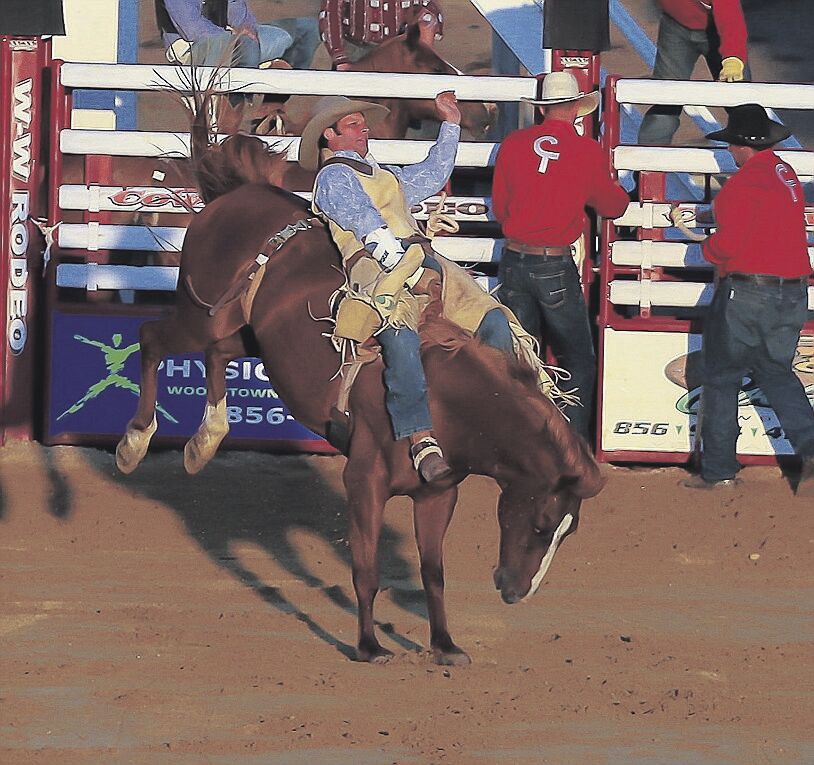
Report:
3,2,814,764
1,443,812,764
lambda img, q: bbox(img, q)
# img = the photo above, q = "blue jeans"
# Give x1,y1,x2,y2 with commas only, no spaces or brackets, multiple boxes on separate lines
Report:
378,327,432,440
190,25,293,69
378,309,514,440
497,249,596,438
270,17,321,69
638,14,752,145
700,276,814,481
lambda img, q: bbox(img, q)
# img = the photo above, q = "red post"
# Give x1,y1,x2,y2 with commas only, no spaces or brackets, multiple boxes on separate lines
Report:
0,36,51,443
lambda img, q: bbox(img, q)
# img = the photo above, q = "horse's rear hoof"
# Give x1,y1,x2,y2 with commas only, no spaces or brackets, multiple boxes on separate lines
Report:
115,417,157,474
184,400,229,474
432,647,471,666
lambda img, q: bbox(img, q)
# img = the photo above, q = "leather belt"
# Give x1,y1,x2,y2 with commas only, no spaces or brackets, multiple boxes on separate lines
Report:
504,239,571,258
728,272,808,286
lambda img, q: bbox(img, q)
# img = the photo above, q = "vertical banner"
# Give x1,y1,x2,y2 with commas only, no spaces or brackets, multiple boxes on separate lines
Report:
0,37,48,442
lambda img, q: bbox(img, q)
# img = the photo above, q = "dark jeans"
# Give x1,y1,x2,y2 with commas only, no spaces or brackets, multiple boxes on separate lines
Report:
638,14,752,145
497,249,596,438
700,276,814,481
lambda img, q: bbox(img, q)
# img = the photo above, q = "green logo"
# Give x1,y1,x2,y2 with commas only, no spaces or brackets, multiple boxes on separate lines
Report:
57,333,178,423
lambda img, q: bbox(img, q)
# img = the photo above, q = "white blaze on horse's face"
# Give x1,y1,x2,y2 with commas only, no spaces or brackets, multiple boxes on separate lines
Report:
493,487,580,604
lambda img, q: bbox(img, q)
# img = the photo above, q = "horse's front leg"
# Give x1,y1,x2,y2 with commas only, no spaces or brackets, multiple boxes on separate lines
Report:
413,485,471,666
344,458,392,663
184,332,247,474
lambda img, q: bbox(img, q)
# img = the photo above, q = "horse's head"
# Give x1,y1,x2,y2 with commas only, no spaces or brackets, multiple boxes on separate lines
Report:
492,416,605,604
358,25,496,138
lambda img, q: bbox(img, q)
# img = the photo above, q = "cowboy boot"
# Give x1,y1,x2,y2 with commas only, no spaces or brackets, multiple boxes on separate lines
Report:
409,431,453,483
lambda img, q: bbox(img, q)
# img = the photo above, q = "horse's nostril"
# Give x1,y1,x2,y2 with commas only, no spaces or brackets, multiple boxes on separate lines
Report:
493,568,503,590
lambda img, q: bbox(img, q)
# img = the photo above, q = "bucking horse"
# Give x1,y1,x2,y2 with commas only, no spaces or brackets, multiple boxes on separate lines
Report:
115,99,605,665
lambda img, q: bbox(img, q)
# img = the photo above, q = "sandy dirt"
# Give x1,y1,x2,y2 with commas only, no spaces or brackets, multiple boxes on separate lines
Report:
1,442,812,764
3,2,813,764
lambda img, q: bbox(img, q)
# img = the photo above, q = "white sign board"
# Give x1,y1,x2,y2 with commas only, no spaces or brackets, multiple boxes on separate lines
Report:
600,328,814,457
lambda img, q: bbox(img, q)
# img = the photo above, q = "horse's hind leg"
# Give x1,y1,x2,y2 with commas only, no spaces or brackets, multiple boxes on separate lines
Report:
184,332,247,474
413,485,471,666
116,315,210,474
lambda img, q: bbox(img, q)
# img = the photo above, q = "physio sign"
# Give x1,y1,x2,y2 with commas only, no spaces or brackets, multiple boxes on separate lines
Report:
48,312,325,447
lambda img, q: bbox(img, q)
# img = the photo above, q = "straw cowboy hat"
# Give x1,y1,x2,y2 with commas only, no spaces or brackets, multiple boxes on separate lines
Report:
705,103,791,147
298,96,389,171
521,71,600,117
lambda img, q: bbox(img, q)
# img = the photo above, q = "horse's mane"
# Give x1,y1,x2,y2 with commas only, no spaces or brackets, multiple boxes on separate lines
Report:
419,314,604,496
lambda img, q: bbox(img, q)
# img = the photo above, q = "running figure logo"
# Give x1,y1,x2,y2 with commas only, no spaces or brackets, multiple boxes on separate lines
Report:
57,333,178,423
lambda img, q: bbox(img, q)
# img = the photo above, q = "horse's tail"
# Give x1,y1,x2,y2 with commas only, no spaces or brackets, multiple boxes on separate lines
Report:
177,63,289,204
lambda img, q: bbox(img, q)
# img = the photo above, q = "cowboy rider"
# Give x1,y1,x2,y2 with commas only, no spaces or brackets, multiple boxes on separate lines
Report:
298,91,516,483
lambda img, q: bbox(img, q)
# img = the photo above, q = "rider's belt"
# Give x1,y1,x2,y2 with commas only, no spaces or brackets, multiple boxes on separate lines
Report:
504,239,571,258
728,272,807,287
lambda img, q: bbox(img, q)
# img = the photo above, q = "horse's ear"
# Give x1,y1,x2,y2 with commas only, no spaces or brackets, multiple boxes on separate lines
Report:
405,22,421,50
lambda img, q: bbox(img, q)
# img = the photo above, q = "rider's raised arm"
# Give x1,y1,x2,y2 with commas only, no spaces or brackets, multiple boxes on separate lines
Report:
313,163,387,240
387,121,460,206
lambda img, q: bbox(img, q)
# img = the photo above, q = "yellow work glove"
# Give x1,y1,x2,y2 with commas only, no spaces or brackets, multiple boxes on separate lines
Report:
719,57,745,83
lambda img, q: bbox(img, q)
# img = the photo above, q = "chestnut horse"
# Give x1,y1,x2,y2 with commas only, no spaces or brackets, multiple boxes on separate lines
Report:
116,136,603,665
264,22,496,142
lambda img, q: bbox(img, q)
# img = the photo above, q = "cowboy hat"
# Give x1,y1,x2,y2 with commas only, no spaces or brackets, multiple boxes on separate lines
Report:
521,71,600,117
298,96,389,171
705,103,791,148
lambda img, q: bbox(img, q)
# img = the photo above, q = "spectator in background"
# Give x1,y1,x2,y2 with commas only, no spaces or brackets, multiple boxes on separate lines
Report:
319,0,444,70
638,0,750,145
156,0,319,73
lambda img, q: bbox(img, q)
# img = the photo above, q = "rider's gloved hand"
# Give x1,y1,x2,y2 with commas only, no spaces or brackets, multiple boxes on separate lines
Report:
362,226,405,272
719,57,745,83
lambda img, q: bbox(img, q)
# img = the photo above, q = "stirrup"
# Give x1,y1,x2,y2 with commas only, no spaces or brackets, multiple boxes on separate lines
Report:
410,437,452,483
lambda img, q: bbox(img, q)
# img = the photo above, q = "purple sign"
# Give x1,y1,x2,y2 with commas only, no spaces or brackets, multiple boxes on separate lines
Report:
47,311,327,448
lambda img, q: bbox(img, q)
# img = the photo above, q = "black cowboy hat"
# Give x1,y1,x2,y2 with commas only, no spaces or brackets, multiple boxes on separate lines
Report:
705,103,791,148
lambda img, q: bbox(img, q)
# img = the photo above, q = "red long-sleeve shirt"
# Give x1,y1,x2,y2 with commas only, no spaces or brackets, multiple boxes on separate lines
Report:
492,119,629,247
319,0,443,67
658,0,748,61
703,150,811,278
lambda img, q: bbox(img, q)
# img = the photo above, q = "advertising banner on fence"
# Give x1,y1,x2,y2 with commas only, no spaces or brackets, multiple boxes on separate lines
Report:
600,328,814,457
47,311,327,449
1,36,48,443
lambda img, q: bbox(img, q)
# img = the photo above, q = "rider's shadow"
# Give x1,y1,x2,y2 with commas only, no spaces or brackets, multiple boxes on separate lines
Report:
99,448,426,658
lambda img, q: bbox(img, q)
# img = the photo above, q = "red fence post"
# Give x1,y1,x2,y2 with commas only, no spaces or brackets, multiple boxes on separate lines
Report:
0,36,51,443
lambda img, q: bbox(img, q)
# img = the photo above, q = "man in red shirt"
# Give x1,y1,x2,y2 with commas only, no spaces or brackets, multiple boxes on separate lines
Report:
685,104,814,494
492,71,629,440
639,0,750,145
319,0,443,70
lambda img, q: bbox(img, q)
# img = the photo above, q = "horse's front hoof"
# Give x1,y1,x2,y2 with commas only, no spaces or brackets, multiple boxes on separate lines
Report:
432,646,471,666
357,642,394,664
115,417,157,474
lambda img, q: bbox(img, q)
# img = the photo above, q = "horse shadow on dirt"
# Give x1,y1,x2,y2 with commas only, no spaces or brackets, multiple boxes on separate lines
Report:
93,447,426,659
